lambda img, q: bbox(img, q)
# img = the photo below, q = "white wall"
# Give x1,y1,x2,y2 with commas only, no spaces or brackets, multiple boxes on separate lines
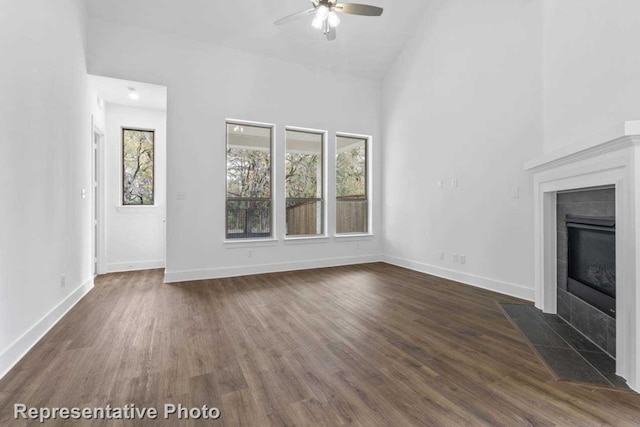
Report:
543,0,640,153
0,0,93,376
104,104,166,272
87,20,383,281
382,0,543,300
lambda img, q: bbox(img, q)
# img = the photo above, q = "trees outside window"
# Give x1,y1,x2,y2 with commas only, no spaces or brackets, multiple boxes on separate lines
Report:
123,128,154,205
226,122,273,239
225,122,369,239
285,130,324,236
336,135,368,234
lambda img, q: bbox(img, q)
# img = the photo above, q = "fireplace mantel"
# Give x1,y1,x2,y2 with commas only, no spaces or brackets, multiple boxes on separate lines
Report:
526,121,640,392
525,120,640,172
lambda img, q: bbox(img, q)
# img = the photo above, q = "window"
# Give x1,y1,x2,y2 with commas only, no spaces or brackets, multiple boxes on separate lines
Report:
285,129,324,236
336,135,368,234
226,122,273,239
122,128,154,205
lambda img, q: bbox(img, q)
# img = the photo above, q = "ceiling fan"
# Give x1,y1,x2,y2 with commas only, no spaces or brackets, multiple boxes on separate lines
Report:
274,0,383,41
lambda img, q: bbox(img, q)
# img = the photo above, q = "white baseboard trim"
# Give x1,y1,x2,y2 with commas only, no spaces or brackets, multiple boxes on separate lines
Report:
164,254,384,283
0,277,94,380
383,255,535,301
107,259,165,273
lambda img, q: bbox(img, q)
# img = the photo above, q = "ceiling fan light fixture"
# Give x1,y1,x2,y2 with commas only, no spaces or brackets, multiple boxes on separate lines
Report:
312,14,324,29
327,11,340,28
275,1,383,41
316,5,329,20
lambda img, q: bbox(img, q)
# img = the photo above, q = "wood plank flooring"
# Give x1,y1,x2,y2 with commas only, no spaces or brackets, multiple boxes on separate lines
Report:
1,263,639,426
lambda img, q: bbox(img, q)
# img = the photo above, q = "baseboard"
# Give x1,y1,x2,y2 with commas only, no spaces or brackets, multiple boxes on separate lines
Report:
383,255,535,301
164,254,384,283
0,278,94,380
107,259,165,273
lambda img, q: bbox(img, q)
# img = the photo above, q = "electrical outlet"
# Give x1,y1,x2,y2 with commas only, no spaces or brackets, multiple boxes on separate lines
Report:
452,253,459,263
451,178,458,188
460,255,466,264
60,275,66,287
437,180,443,189
439,251,444,260
511,187,520,198
356,243,361,250
247,249,253,258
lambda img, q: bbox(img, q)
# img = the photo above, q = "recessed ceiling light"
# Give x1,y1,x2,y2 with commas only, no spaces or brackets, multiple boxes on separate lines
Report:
128,87,139,100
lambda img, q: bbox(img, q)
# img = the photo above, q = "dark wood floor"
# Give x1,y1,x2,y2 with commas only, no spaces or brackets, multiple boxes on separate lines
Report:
1,263,639,426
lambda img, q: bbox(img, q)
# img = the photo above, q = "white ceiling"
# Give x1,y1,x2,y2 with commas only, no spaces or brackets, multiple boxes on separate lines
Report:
86,0,430,80
88,75,167,110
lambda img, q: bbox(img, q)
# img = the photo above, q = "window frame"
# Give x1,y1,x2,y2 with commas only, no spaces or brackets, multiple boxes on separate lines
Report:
284,126,328,238
121,127,156,206
224,119,276,241
335,132,372,236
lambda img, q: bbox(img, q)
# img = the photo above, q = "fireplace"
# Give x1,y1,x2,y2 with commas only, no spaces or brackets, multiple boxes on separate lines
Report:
527,122,640,391
566,215,616,318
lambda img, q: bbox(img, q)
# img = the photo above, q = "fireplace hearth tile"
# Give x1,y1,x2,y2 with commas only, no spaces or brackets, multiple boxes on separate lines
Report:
607,317,616,357
546,322,601,352
570,296,609,350
577,350,627,388
556,258,568,290
500,304,543,321
513,320,570,348
557,288,571,320
558,201,616,219
557,203,570,228
500,303,562,324
558,188,615,204
500,303,629,390
534,345,610,385
557,231,568,263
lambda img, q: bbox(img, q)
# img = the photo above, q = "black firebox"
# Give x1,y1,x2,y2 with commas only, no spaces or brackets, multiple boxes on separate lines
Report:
566,215,616,318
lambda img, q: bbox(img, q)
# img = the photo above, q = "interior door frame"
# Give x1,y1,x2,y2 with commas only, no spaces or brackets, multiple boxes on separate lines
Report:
91,116,106,276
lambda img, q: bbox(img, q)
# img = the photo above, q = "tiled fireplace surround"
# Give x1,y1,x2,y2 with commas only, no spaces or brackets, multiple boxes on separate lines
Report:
526,121,640,391
556,188,616,357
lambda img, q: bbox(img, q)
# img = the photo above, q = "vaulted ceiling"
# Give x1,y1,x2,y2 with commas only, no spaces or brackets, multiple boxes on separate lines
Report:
86,0,430,80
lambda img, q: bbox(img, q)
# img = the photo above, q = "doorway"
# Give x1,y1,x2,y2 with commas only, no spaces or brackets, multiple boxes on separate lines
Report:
88,75,167,274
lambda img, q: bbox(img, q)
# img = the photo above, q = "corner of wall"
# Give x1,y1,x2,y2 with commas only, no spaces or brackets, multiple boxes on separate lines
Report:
0,279,94,380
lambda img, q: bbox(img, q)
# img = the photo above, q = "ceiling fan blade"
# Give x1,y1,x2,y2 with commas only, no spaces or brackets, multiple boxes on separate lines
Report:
274,8,317,26
334,3,383,16
325,27,337,41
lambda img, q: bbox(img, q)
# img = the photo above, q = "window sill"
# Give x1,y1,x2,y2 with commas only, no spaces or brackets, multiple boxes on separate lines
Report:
223,238,279,248
283,235,330,245
116,205,160,213
334,233,375,241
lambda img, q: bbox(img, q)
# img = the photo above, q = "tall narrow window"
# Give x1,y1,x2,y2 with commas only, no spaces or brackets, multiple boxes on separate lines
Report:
123,128,154,205
226,122,273,239
285,129,324,236
336,135,368,234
